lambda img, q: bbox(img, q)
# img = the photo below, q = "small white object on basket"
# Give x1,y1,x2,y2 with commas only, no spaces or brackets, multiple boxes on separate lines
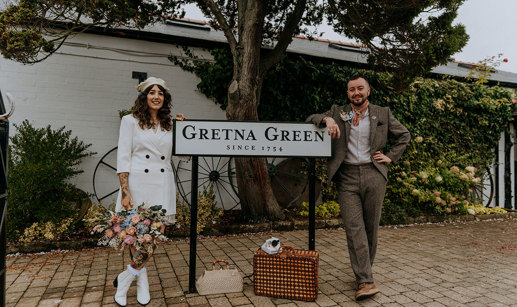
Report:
196,259,243,295
261,237,281,254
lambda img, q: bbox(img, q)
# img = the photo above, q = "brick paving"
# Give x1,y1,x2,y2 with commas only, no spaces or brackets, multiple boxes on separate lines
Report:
5,218,517,306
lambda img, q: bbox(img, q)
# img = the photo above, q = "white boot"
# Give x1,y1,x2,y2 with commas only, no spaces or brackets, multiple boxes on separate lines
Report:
113,265,138,306
136,266,151,305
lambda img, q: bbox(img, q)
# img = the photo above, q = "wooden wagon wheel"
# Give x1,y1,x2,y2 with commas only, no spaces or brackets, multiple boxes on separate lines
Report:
173,157,320,210
267,158,321,209
92,146,120,204
469,166,495,207
173,156,241,210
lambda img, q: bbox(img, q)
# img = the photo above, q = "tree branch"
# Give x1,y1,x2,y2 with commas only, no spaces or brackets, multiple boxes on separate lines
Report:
261,0,307,73
197,0,238,56
237,0,247,42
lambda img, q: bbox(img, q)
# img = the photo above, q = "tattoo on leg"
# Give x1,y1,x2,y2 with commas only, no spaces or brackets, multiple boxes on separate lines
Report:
131,250,149,269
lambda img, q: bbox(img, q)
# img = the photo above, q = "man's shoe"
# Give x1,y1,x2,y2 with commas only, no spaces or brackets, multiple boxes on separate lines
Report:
355,283,379,301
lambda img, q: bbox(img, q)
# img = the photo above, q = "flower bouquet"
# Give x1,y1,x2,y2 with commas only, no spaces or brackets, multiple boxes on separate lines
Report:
91,204,169,254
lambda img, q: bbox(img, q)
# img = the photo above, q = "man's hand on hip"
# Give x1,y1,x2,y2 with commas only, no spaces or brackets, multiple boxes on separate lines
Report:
373,151,391,163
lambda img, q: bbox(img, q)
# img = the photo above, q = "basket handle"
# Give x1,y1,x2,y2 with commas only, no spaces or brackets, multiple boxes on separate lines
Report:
212,259,230,270
279,245,295,257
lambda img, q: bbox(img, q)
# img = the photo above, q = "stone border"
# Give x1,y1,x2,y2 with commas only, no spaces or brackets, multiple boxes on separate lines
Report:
7,212,517,254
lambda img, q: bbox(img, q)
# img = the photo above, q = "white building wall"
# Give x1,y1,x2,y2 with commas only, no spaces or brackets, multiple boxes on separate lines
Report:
0,32,226,205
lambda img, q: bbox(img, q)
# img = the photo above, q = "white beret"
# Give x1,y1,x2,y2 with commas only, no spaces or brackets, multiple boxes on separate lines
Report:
136,77,170,93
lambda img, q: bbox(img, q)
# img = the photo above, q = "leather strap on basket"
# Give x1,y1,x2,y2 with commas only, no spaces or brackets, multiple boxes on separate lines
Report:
212,259,230,270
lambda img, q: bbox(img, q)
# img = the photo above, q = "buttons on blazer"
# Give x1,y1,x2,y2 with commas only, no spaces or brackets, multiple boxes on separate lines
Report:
145,169,149,173
161,168,165,173
161,156,165,160
146,154,150,159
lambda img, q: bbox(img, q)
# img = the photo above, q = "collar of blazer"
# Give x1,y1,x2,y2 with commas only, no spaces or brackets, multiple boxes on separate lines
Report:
340,103,379,149
142,124,169,157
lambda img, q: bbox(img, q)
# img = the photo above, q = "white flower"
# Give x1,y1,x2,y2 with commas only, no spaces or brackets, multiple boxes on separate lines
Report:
472,177,481,184
459,173,469,180
419,171,429,180
411,189,420,196
415,136,423,143
435,175,443,183
465,166,476,173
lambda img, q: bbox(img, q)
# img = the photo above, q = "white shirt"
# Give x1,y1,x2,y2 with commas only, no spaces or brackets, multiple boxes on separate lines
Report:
344,109,371,164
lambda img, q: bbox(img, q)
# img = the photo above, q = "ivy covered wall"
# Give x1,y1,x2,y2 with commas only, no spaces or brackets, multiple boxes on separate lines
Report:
173,49,516,223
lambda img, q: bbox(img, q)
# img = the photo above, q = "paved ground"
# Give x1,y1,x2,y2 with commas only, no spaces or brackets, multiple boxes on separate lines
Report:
5,218,517,307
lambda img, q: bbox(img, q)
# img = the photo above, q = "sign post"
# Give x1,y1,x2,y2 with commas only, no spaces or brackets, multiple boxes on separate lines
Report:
173,120,331,294
188,156,199,293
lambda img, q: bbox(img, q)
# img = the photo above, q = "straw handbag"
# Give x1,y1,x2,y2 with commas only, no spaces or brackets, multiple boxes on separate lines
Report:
196,259,243,295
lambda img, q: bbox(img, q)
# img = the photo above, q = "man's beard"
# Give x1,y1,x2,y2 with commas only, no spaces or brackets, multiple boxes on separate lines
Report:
350,95,368,106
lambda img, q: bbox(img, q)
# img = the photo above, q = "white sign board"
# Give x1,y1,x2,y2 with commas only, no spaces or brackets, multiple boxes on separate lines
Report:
173,120,331,157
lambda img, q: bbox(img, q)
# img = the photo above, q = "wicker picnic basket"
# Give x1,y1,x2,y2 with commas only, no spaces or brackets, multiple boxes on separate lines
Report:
253,245,319,301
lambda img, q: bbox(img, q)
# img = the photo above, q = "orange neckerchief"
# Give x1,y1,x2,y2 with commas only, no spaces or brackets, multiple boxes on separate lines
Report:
351,101,369,126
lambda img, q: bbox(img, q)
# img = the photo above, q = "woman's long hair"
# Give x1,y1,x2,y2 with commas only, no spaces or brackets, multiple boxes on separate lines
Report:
132,84,172,131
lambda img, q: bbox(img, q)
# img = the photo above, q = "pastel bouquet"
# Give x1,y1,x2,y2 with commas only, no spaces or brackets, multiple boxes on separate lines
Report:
91,204,169,254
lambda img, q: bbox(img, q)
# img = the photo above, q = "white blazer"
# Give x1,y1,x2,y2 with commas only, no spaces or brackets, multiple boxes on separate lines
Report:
115,115,176,216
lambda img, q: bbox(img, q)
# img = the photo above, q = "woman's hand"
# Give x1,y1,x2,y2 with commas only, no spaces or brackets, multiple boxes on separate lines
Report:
175,113,186,121
121,192,133,210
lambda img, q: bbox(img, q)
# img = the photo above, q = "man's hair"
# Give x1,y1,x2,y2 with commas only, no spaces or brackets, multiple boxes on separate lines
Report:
348,74,370,87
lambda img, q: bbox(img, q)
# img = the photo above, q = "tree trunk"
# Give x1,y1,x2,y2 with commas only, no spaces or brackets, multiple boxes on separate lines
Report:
227,79,285,221
225,0,285,220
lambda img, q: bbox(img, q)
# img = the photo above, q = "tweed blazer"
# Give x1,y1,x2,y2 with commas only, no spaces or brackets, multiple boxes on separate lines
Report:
306,103,410,181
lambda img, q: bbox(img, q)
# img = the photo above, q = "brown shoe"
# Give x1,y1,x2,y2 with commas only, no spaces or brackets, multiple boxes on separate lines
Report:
355,283,379,301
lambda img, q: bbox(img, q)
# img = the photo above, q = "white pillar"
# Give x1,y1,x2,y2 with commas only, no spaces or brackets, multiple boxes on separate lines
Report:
511,125,516,210
497,131,505,208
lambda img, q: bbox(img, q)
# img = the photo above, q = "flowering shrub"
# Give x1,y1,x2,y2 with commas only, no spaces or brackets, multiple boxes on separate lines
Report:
175,184,223,234
83,203,112,231
89,204,169,254
299,201,340,220
466,203,506,215
19,218,75,243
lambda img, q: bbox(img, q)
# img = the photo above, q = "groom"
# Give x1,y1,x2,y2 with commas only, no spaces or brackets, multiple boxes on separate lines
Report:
307,75,410,300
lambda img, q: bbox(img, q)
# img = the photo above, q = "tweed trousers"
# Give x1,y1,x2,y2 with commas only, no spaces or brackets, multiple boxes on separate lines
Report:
335,163,386,284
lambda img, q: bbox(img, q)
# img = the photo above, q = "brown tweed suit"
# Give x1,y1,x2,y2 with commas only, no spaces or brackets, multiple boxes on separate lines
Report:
307,103,410,284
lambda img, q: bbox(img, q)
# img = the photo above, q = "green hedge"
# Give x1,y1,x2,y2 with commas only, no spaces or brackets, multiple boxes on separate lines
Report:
172,49,515,223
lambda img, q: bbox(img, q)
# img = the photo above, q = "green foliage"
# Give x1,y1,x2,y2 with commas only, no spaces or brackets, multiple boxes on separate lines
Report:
467,53,506,86
0,0,184,63
299,201,340,220
175,184,223,234
327,0,468,89
8,120,95,240
174,49,515,223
